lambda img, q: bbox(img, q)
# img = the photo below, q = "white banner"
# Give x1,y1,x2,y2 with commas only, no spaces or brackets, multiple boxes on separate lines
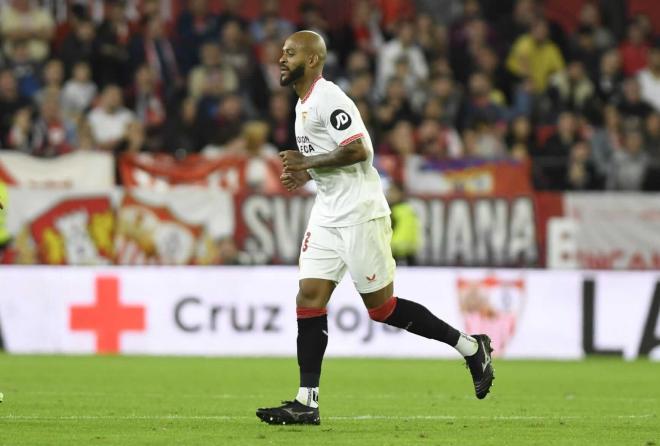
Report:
564,193,660,270
0,267,658,359
0,151,115,189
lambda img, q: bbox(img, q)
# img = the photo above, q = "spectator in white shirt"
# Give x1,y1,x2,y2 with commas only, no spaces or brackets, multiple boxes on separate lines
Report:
61,62,97,119
376,19,429,96
87,84,135,152
638,44,660,113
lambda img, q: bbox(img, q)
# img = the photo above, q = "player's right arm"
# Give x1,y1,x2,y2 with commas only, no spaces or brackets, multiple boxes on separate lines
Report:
279,138,367,172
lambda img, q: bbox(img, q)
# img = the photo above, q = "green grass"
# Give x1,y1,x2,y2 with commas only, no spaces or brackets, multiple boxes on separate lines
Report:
0,356,658,445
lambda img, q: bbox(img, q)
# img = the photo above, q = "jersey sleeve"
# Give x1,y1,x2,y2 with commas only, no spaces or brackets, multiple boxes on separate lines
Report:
318,89,364,147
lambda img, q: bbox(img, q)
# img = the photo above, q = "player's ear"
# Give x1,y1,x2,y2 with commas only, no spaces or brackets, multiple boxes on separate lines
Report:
309,53,319,68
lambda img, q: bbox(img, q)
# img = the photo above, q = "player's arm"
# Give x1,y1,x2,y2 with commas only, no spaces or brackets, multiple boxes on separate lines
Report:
279,139,367,172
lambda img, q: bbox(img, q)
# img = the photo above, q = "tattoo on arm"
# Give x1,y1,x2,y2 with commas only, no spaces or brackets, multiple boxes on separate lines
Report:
305,139,368,169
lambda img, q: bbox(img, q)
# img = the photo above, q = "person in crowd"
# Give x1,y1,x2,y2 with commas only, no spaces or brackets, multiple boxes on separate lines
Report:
595,49,624,104
607,127,649,190
590,105,624,177
93,0,133,88
616,77,654,128
187,42,239,101
386,181,421,266
163,96,205,158
638,43,660,113
564,140,603,190
29,91,77,157
249,0,294,44
0,69,32,148
506,18,565,94
58,18,96,75
130,16,181,98
507,115,535,160
176,0,220,71
376,19,428,96
87,84,136,153
619,20,650,77
0,0,54,63
127,65,166,151
61,62,97,119
548,61,596,117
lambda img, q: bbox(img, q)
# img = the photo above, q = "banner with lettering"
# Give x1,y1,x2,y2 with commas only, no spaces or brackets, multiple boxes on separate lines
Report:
0,151,114,189
118,153,284,193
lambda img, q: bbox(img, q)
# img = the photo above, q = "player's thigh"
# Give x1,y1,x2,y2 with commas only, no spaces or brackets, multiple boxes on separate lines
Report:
298,223,347,307
341,216,396,296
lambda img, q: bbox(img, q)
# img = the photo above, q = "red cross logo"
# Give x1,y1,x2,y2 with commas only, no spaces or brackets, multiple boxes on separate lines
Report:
70,276,146,354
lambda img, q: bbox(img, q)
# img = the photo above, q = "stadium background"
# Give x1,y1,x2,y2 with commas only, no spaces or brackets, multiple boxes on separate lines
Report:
0,1,659,444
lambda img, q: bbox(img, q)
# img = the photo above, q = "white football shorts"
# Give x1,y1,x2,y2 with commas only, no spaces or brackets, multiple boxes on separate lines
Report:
299,216,396,293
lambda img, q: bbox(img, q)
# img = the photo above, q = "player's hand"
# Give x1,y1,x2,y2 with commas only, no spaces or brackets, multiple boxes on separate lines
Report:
279,150,309,172
280,171,310,191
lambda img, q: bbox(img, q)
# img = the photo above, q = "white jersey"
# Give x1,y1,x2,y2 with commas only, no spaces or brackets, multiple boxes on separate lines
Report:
294,77,390,227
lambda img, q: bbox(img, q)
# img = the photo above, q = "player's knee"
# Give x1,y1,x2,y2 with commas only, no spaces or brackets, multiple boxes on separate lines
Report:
296,281,329,309
368,296,398,322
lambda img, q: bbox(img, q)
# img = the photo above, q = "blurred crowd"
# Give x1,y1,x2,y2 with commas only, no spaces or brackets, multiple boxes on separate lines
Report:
0,0,659,191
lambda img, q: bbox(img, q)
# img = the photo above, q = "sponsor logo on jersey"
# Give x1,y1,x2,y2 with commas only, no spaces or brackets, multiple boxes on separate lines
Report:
330,109,352,130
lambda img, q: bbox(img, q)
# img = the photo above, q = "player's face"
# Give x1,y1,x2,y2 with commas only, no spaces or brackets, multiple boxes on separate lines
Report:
279,41,305,86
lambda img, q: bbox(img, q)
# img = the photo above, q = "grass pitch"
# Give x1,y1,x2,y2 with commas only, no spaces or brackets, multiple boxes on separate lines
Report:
0,355,658,445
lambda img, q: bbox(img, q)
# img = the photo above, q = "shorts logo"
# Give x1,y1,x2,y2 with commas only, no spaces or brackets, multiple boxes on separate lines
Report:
330,109,351,130
302,231,311,252
366,273,376,282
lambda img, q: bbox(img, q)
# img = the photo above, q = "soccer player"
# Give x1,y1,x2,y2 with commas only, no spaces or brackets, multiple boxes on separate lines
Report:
256,31,494,426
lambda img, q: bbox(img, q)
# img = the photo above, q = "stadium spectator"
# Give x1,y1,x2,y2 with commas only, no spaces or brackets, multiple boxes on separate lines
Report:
249,0,294,44
0,69,32,148
569,25,603,81
129,16,181,98
127,65,166,151
219,19,255,82
386,181,421,266
217,0,249,32
564,140,603,190
163,96,206,157
376,19,429,95
645,113,660,159
507,115,536,160
591,105,624,177
57,18,96,76
619,20,650,77
93,0,133,88
460,71,507,131
0,0,54,63
238,121,280,192
375,76,417,132
417,118,463,160
87,84,136,153
548,61,596,116
506,18,565,94
187,42,239,100
606,127,649,190
595,49,624,104
267,91,296,151
248,38,286,111
176,0,220,72
575,2,615,51
5,107,33,152
335,0,384,61
29,91,77,157
428,74,462,126
616,77,654,128
36,59,65,105
8,40,41,98
638,43,660,113
61,62,97,119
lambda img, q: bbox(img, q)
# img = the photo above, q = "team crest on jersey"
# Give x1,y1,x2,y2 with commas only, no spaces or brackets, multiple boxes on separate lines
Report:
456,274,526,356
330,109,352,130
302,111,308,123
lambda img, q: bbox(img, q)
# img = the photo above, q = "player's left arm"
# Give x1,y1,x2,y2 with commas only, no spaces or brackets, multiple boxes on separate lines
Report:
280,138,367,172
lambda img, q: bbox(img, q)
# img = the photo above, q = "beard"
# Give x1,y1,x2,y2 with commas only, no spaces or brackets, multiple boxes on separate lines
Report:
280,64,305,86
